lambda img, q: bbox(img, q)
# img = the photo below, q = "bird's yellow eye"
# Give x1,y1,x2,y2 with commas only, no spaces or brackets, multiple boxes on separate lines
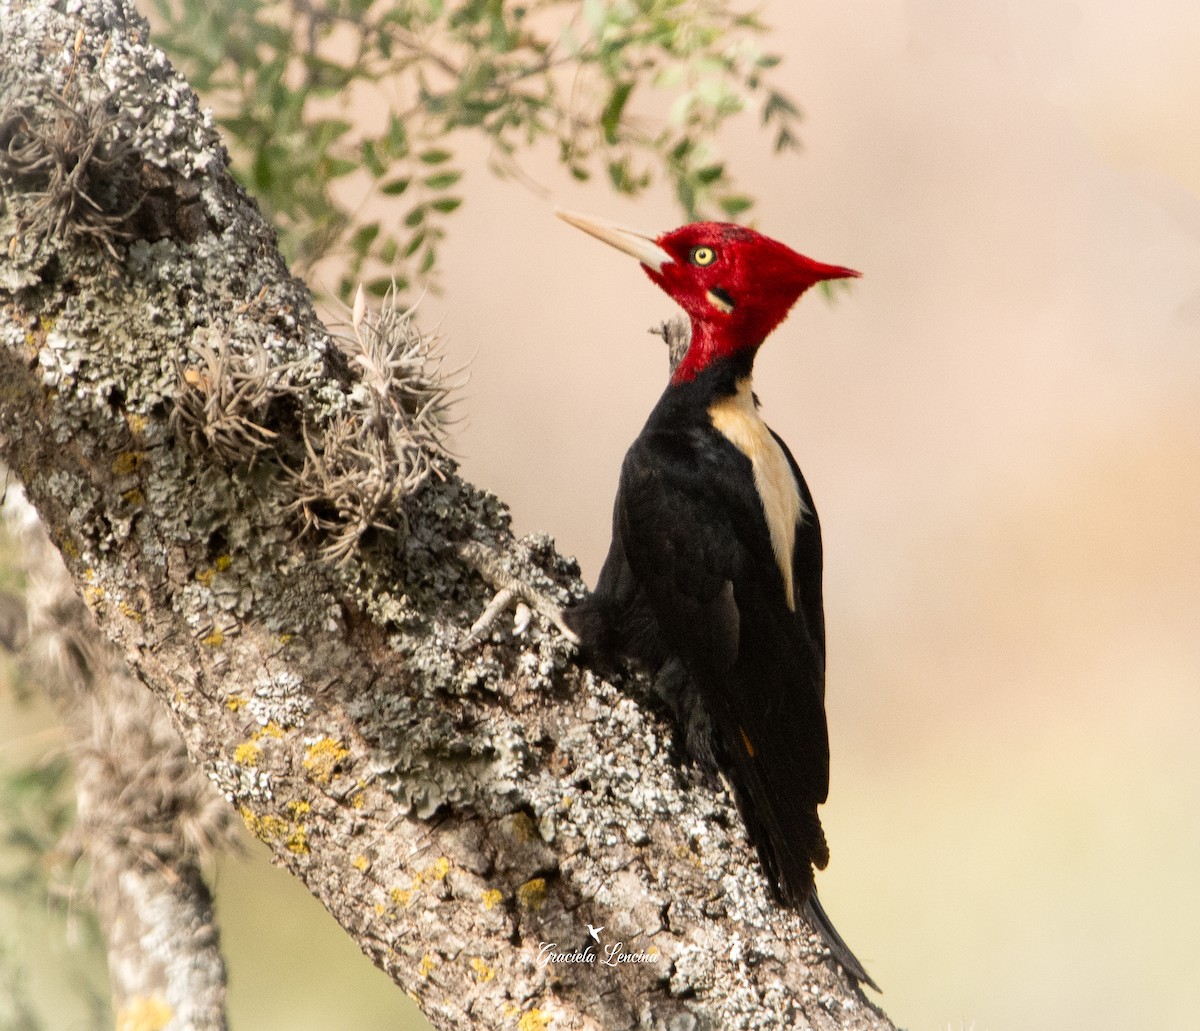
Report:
689,246,717,266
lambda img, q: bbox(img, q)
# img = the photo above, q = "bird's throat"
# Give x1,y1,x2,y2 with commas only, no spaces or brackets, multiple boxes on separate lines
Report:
672,320,758,385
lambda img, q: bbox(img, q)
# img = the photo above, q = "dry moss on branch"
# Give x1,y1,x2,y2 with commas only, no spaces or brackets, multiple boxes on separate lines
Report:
0,85,141,260
167,287,460,565
284,289,458,563
170,327,296,465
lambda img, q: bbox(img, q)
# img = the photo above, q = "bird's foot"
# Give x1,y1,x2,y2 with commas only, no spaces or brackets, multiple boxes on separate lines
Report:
457,540,580,650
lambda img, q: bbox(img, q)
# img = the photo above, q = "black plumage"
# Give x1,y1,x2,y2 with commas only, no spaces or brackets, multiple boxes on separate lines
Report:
566,350,878,992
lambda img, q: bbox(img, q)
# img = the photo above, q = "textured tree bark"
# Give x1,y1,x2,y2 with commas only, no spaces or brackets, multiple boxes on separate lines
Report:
0,2,897,1029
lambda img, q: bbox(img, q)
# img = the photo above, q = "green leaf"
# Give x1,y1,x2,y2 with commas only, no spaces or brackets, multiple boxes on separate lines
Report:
361,139,387,177
429,196,462,213
381,178,411,196
386,114,408,158
419,148,453,164
676,179,698,221
763,89,801,123
404,230,427,258
775,126,800,153
302,54,356,93
718,194,754,218
600,81,634,145
323,157,359,179
349,222,381,255
367,276,402,297
423,171,463,190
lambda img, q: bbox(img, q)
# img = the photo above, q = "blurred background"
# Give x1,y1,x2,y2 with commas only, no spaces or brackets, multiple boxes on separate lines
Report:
3,1,1198,1029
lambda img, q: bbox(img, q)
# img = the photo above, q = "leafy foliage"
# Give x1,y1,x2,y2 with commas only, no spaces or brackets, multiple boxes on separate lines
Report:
149,0,802,299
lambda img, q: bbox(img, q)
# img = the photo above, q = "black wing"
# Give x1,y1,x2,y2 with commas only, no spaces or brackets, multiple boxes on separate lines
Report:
615,424,831,904
772,427,827,699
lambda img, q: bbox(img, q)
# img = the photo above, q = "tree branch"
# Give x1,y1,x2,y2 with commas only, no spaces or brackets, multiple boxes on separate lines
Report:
2,493,236,1029
0,2,895,1028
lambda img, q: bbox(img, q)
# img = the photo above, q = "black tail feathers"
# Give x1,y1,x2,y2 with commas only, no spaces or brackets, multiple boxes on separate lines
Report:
803,892,880,993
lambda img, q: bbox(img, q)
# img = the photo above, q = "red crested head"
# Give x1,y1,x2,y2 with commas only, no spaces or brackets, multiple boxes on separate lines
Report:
557,210,859,383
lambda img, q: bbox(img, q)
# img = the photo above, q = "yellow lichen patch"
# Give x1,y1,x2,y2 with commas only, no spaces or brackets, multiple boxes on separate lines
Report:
236,724,286,766
118,601,142,622
285,825,309,854
241,797,309,853
390,886,413,907
303,737,350,784
517,878,547,912
233,741,261,767
240,808,289,844
83,585,105,605
350,791,366,809
352,854,370,873
417,953,437,978
260,815,290,841
115,993,172,1031
121,488,145,507
60,539,80,560
277,632,294,645
111,451,144,476
517,1008,552,1031
428,856,451,881
374,902,386,915
125,412,148,437
215,554,233,572
469,956,495,983
225,695,246,712
200,629,224,647
480,888,504,911
195,568,216,587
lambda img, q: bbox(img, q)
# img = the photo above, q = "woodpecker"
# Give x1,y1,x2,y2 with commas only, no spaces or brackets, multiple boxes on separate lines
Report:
558,210,877,992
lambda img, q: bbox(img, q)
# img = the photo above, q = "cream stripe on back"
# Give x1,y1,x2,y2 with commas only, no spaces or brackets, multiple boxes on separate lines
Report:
708,378,807,610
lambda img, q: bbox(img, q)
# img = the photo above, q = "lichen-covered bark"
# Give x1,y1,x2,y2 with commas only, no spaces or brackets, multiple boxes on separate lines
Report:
0,2,897,1029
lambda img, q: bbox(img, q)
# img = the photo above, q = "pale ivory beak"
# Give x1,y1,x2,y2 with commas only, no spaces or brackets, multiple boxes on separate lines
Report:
556,209,674,272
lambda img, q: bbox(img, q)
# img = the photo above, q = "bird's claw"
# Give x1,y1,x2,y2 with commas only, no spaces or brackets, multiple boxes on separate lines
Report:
457,541,579,651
